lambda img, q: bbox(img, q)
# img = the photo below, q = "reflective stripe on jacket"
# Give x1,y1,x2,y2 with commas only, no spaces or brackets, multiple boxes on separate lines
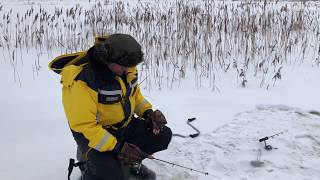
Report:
61,61,152,152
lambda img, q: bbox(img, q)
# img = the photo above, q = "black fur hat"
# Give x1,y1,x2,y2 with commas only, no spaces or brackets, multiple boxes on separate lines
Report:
90,34,144,67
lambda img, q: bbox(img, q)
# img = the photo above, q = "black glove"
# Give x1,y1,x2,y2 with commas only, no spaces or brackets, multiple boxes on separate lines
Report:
144,109,167,134
114,142,146,165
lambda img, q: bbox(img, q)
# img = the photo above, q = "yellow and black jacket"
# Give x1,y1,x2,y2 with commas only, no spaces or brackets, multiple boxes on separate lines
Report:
50,52,152,152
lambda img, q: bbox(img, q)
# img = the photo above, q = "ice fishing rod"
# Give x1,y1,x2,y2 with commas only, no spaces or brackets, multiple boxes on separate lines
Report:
259,131,286,150
141,152,220,178
153,157,209,175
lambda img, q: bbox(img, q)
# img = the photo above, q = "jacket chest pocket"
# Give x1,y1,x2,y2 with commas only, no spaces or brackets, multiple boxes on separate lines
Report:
97,102,124,125
98,89,122,104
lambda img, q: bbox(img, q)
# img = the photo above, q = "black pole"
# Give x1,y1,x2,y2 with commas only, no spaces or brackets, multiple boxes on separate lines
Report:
140,152,219,178
152,158,209,175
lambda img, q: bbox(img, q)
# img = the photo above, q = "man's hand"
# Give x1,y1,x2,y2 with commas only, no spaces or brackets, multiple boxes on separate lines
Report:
117,142,145,165
144,110,167,135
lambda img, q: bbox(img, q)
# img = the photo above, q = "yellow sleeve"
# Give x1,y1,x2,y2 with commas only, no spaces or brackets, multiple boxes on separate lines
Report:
134,85,152,117
62,80,117,152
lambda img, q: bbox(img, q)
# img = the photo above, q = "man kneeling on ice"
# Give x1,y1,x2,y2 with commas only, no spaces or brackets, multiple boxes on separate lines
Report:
50,34,172,180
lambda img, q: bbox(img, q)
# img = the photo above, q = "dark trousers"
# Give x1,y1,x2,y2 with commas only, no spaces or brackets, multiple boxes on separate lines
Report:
75,117,172,180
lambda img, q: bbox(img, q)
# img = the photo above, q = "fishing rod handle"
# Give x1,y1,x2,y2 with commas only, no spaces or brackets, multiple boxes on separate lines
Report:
259,136,269,142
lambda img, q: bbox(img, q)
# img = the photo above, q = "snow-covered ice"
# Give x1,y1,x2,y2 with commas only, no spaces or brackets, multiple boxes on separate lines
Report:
0,0,320,180
1,56,319,180
149,105,320,180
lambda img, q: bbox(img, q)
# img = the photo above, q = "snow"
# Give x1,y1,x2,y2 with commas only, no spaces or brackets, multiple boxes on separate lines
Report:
150,105,320,180
1,0,320,180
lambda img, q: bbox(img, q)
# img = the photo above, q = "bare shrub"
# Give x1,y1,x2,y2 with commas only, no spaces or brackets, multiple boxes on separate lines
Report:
0,0,319,89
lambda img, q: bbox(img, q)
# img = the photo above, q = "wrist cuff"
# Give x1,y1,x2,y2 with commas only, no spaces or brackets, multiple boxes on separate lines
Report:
112,141,123,154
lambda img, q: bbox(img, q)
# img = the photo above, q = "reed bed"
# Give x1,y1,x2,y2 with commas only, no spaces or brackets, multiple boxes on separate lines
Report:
0,0,319,89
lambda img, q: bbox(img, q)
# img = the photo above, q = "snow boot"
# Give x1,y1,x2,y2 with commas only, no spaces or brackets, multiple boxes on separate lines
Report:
129,162,156,180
